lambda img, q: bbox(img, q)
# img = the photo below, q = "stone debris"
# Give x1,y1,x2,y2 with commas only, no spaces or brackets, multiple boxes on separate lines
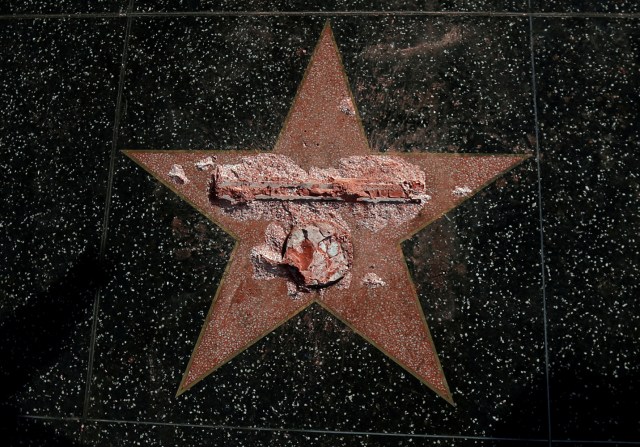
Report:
282,221,352,288
212,154,431,238
286,280,299,297
452,186,472,197
250,245,283,280
211,154,429,204
362,272,386,288
215,153,307,184
168,164,189,185
249,221,353,296
338,97,355,115
263,221,288,251
218,191,424,234
195,156,216,171
250,223,287,281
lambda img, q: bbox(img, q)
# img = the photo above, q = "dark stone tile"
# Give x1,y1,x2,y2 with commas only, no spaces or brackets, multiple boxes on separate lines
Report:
404,160,545,436
0,0,129,15
534,18,640,441
6,418,81,447
82,421,545,446
82,423,273,446
531,1,640,13
0,18,125,421
552,444,640,447
120,16,535,155
335,18,535,155
90,15,544,438
134,0,528,13
119,17,324,151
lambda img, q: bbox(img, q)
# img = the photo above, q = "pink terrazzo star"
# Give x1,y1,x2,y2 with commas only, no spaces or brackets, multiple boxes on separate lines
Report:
125,22,530,404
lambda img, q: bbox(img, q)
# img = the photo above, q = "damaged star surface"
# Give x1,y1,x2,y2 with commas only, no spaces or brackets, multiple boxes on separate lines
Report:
125,22,529,405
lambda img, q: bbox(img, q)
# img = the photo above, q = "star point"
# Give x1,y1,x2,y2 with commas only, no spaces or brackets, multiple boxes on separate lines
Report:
273,21,372,169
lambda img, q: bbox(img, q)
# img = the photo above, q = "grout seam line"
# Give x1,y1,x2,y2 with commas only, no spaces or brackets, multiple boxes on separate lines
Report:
80,0,135,427
16,414,640,445
2,11,640,20
527,7,553,447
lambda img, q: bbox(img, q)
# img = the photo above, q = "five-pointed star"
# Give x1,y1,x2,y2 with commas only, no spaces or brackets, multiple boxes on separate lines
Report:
124,22,529,405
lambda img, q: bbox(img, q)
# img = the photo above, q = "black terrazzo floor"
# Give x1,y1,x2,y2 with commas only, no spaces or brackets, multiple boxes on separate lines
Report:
1,1,638,446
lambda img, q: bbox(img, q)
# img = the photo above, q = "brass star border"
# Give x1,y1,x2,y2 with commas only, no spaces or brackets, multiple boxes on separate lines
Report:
124,22,530,405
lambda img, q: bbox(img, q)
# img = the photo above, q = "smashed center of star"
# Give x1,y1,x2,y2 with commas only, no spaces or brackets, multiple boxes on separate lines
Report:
170,152,432,297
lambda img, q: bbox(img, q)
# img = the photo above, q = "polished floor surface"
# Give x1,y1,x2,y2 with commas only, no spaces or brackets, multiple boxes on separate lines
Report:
1,1,638,446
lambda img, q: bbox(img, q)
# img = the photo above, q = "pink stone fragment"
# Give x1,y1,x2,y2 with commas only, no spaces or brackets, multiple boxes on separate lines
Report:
452,186,472,197
282,221,352,288
168,164,189,184
338,97,355,115
195,156,216,171
362,272,386,288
